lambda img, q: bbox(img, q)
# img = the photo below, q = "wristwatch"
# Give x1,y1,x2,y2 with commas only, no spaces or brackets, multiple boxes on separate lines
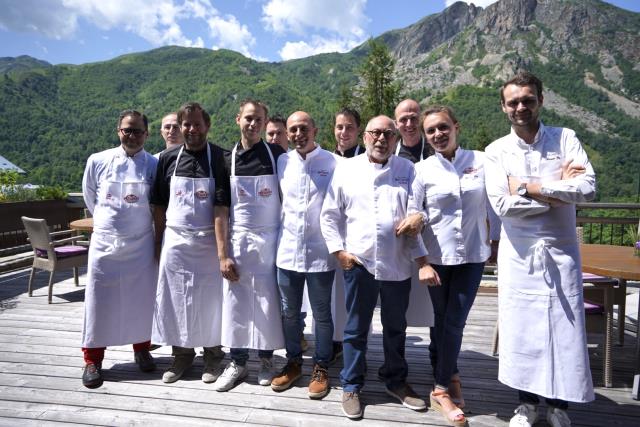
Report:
517,182,528,197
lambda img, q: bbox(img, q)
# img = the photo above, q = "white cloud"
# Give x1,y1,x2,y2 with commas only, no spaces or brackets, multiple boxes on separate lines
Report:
262,0,368,60
279,36,362,61
445,0,498,7
0,0,259,58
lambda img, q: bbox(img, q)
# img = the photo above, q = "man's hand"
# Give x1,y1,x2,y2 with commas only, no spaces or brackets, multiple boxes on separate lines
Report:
488,240,499,264
220,257,239,282
561,159,586,180
335,250,360,270
418,264,441,286
396,213,424,237
507,176,522,196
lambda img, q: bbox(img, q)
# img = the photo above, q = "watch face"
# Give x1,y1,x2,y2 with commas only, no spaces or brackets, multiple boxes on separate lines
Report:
518,183,526,196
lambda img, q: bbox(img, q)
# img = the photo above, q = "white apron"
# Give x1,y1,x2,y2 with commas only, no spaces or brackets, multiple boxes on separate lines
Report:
405,260,435,327
221,141,285,350
82,153,157,348
498,174,594,402
152,144,223,348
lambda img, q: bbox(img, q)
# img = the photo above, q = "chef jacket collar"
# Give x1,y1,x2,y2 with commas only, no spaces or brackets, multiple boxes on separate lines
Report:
434,145,462,165
511,121,546,150
116,145,146,159
295,143,319,161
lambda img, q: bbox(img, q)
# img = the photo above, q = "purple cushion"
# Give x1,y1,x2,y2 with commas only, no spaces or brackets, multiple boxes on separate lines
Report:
584,299,604,315
36,245,88,259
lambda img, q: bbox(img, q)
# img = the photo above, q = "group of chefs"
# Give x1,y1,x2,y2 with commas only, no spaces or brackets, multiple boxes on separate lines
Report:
80,71,595,427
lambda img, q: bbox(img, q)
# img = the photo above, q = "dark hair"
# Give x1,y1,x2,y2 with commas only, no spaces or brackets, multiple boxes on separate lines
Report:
177,102,211,127
239,98,269,119
422,105,459,126
117,109,148,130
500,71,543,103
267,115,287,127
335,107,361,128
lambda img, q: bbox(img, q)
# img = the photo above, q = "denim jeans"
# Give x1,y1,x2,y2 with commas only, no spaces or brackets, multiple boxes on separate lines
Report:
341,264,411,392
277,268,335,368
230,348,274,366
518,390,569,410
428,262,484,389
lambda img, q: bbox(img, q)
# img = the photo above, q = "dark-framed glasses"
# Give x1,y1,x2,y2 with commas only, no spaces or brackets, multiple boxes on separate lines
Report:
366,129,396,139
119,128,146,136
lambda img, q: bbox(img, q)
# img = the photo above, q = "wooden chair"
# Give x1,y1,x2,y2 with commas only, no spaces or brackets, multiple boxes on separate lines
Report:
21,216,89,304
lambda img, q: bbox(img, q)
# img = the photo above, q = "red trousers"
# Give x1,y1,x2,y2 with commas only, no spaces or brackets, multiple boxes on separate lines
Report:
82,341,150,364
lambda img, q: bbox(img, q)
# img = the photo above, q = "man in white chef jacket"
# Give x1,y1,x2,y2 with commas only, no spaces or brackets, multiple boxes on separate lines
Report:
214,99,286,392
321,115,436,419
151,102,228,384
269,111,337,399
81,109,158,388
485,71,595,427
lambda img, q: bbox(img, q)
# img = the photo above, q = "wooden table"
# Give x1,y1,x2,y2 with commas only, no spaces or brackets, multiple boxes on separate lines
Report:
69,218,93,233
580,244,640,396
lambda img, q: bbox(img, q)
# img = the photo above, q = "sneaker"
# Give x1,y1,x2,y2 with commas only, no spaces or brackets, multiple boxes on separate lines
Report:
82,362,103,388
134,350,156,373
547,407,571,427
162,354,194,384
509,403,538,427
308,364,330,399
214,361,248,392
202,361,224,383
385,383,426,411
341,391,362,419
271,360,302,391
258,357,275,386
330,341,343,365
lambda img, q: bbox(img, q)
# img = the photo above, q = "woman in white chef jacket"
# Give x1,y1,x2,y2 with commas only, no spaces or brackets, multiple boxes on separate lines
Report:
406,106,491,427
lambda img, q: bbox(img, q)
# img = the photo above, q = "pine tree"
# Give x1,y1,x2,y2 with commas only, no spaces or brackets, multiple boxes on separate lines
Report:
358,39,401,122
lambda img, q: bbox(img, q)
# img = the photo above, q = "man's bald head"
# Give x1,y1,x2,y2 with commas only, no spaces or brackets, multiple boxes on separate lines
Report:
287,111,318,158
394,99,422,146
363,115,397,164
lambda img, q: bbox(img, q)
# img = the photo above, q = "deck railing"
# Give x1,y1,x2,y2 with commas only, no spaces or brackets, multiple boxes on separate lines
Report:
576,202,640,246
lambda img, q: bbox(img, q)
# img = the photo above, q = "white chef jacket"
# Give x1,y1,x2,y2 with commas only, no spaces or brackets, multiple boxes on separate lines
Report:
277,145,337,272
409,147,490,265
485,122,596,402
321,154,426,281
82,146,157,230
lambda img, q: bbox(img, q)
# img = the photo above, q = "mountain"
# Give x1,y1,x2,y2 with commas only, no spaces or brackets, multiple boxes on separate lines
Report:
0,0,638,199
0,55,51,75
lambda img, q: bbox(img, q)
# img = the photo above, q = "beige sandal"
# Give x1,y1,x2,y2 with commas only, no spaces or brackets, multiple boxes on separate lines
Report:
430,389,467,427
449,377,465,409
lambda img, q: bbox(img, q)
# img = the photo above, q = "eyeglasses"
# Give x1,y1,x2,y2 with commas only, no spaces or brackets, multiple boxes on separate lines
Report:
119,128,145,136
366,129,396,140
424,124,452,135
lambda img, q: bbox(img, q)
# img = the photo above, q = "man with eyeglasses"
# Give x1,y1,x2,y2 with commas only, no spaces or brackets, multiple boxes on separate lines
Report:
150,102,228,385
485,71,595,427
321,115,433,419
80,109,159,388
155,112,184,157
394,99,434,163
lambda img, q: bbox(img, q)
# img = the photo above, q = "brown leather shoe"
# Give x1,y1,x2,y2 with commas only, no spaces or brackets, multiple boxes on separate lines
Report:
308,364,329,399
271,360,302,391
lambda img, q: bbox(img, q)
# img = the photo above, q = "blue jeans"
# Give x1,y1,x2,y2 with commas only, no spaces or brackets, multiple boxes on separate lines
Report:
230,348,274,366
428,262,484,388
341,264,411,392
277,268,335,367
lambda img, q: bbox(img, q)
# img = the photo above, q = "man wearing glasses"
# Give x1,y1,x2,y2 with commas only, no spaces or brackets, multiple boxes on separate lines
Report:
81,110,159,388
321,115,432,419
155,112,184,157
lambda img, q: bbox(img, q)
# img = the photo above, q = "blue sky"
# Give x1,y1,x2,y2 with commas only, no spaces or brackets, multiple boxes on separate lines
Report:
0,0,638,65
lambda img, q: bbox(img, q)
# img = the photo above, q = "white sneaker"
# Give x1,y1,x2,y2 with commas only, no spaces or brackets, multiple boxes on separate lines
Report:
547,407,571,427
509,403,538,427
214,361,248,392
257,357,275,386
202,362,223,383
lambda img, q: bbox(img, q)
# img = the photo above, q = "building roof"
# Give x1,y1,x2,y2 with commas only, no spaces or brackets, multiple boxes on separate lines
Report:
0,155,25,173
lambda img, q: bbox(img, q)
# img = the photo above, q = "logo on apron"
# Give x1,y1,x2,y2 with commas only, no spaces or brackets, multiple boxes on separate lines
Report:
195,190,209,199
463,167,478,174
258,187,272,197
124,194,139,203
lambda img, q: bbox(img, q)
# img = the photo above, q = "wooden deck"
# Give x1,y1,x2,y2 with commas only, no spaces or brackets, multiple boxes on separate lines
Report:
0,268,639,426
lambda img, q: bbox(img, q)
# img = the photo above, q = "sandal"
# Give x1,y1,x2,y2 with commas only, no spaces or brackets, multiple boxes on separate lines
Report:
430,389,467,427
449,377,465,409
